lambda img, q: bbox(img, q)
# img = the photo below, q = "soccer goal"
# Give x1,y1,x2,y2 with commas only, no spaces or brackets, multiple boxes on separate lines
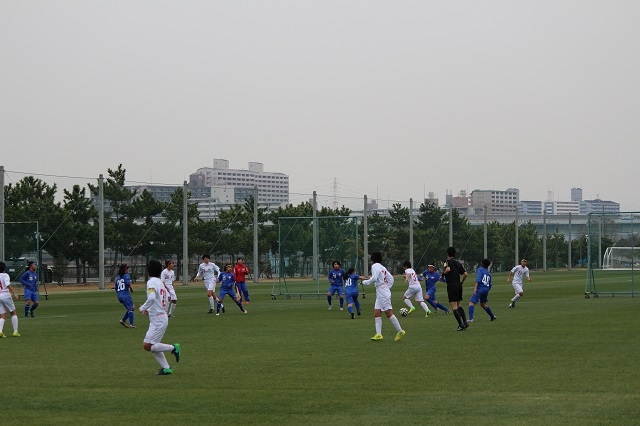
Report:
0,221,49,299
584,212,640,298
271,216,362,299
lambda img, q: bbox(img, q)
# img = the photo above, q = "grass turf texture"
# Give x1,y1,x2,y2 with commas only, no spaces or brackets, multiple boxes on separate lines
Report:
3,270,640,425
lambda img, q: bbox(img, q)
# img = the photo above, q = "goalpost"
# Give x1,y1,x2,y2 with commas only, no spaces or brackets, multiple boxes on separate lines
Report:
585,212,640,297
271,216,362,299
602,247,640,270
0,221,49,299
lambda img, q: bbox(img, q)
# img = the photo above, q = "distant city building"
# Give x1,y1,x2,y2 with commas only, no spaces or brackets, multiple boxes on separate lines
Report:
580,199,620,215
425,192,438,206
571,187,583,202
518,200,543,215
470,188,519,214
451,190,470,208
544,201,580,215
189,159,289,219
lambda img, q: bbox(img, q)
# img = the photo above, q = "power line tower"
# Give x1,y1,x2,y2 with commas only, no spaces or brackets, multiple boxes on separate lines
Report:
332,178,339,210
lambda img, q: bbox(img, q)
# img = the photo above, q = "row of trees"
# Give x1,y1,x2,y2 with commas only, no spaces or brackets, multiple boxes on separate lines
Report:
3,165,607,283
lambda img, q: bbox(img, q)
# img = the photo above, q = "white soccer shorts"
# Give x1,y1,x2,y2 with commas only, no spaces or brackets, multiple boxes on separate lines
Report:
143,313,168,345
374,286,393,311
512,282,524,294
403,284,424,302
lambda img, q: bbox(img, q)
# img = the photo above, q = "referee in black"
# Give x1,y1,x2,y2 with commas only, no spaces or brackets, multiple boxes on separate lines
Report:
442,247,469,331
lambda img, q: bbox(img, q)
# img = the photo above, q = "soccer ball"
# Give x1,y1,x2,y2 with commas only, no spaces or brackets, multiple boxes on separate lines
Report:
399,307,409,316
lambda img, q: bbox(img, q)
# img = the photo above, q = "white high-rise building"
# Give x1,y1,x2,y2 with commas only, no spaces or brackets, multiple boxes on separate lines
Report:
189,159,289,217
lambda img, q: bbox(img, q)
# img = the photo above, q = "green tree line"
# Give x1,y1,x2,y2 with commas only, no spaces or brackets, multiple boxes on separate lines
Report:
4,165,597,282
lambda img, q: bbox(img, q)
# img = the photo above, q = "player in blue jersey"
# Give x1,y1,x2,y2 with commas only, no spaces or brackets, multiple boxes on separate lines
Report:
115,263,136,328
344,267,364,319
468,258,497,322
420,264,450,314
327,261,346,311
216,264,247,315
19,261,39,318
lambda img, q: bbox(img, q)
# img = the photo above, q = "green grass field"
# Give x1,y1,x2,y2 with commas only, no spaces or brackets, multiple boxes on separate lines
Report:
3,270,640,425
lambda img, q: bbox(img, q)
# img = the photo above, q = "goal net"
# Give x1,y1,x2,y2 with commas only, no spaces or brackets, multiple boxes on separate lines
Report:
271,216,360,299
602,247,640,270
585,212,640,297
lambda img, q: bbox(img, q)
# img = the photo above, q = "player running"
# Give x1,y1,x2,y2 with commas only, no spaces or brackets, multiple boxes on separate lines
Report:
402,260,432,317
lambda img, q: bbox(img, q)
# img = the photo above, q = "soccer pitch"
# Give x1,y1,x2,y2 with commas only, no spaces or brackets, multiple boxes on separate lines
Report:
3,270,640,425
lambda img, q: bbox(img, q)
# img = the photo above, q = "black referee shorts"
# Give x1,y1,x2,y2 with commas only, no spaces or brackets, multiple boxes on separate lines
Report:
446,282,463,303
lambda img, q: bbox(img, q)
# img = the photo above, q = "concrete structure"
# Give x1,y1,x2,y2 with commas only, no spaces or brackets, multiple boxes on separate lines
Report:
189,159,289,219
580,199,620,215
470,188,519,214
544,201,580,215
571,187,583,202
518,200,543,215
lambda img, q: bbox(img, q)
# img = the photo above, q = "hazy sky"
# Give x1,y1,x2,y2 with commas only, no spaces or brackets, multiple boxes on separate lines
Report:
2,1,639,210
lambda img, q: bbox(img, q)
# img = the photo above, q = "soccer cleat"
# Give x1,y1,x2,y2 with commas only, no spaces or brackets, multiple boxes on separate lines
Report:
30,311,34,318
172,344,181,363
394,330,406,341
339,307,344,311
351,312,355,319
208,309,214,314
12,331,20,337
357,310,361,316
467,319,474,322
445,310,451,314
491,316,497,321
328,305,333,311
156,367,173,375
243,310,248,314
119,320,129,328
0,332,6,338
457,325,465,331
370,334,383,341
129,325,136,328
509,301,515,308
221,305,226,314
215,313,220,316
408,307,416,315
463,322,469,330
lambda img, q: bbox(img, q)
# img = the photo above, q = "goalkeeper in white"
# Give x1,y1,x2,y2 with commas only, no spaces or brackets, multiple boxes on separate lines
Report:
362,252,405,342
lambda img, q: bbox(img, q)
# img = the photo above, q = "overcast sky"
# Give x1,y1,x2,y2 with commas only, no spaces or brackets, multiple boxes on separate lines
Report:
2,1,639,211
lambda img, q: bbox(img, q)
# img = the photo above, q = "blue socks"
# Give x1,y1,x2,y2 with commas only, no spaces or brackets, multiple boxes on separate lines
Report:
484,306,495,318
468,305,475,321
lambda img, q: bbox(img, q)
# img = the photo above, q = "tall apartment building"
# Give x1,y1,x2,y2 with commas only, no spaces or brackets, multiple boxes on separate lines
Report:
189,159,289,212
470,188,519,214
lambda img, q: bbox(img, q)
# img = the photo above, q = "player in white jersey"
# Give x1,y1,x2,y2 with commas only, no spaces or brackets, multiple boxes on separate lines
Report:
362,252,405,342
0,262,20,337
402,260,432,317
194,253,224,314
507,258,532,308
139,260,181,375
161,259,177,317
